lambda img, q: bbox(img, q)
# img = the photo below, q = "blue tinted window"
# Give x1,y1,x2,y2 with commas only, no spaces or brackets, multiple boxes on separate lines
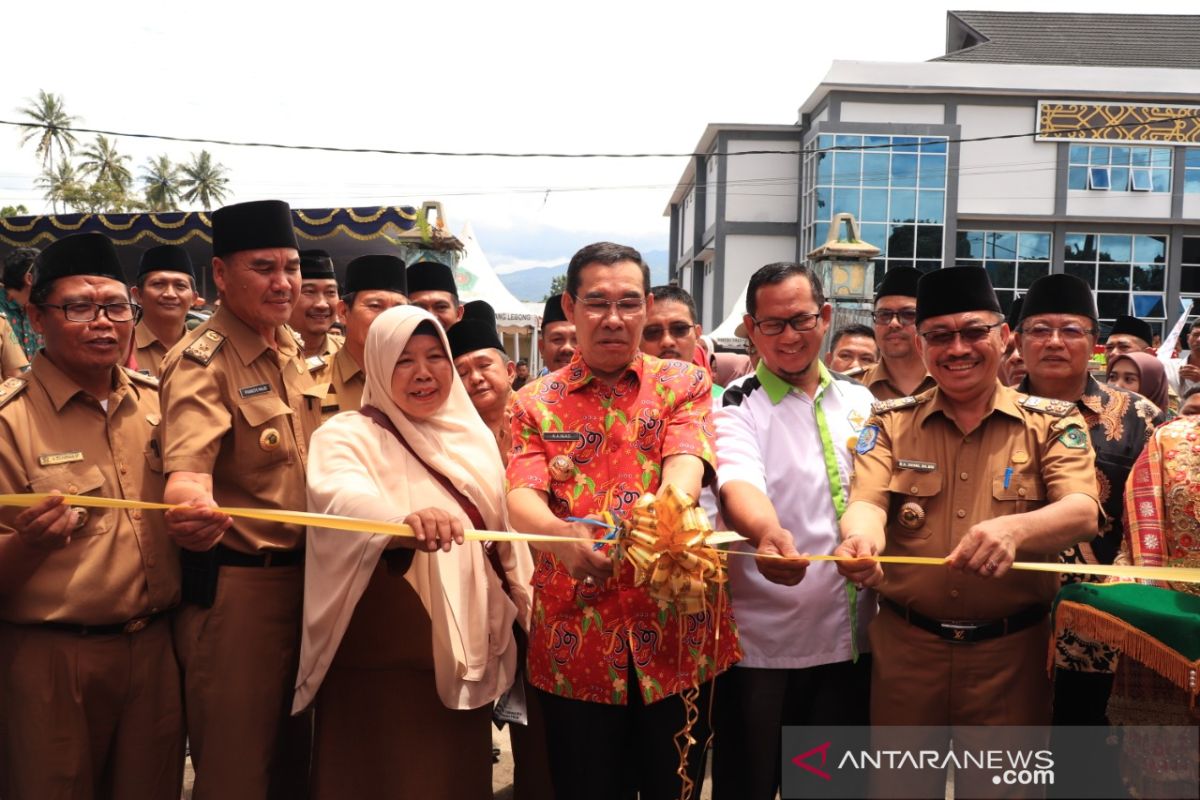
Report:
1111,167,1129,191
920,139,947,154
1132,264,1164,291
1090,147,1111,165
861,189,888,222
1097,293,1128,318
833,151,862,185
1064,234,1095,261
917,191,945,224
891,154,918,188
815,187,831,215
1088,167,1110,190
1151,148,1171,167
1098,264,1130,290
860,223,888,251
1151,169,1170,192
1133,235,1167,264
818,135,834,150
832,187,861,217
862,153,890,187
1068,144,1089,164
893,137,920,153
865,135,890,149
986,261,1016,287
1065,263,1095,286
1186,149,1200,167
1185,171,1200,194
887,225,915,257
1018,233,1051,260
1130,147,1151,167
889,189,916,222
816,152,833,185
959,230,985,259
918,155,946,188
1110,146,1130,164
1132,294,1164,318
989,232,1017,260
1068,166,1088,190
835,134,863,149
1098,235,1132,264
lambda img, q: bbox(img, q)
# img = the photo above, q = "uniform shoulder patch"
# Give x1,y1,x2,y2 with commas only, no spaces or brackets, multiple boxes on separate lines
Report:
183,329,225,366
122,367,160,389
870,395,921,415
0,376,27,408
1019,394,1075,417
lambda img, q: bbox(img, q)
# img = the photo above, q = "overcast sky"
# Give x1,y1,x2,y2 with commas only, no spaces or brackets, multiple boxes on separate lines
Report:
1,0,1190,271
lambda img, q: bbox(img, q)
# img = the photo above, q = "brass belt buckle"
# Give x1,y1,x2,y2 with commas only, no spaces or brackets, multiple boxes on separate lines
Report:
940,621,979,642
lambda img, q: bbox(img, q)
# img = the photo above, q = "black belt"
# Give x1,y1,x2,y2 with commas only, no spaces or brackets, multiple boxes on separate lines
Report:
881,598,1047,644
214,544,303,568
39,610,165,637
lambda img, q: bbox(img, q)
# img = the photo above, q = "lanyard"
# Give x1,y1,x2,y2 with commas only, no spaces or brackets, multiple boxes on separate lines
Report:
812,372,859,661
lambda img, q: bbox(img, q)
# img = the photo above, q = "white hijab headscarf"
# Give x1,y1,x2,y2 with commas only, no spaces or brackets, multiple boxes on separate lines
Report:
294,306,531,713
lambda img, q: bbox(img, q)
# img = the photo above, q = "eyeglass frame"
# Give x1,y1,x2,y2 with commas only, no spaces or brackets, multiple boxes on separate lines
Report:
917,320,1004,347
37,301,143,324
1016,323,1097,342
749,312,821,336
571,294,646,318
642,321,696,342
871,308,919,327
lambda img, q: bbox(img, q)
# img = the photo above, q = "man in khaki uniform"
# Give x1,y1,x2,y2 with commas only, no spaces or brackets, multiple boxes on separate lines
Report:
0,232,183,799
0,314,29,377
159,200,323,800
832,267,1100,794
859,266,935,401
131,244,197,377
291,249,342,383
321,254,407,420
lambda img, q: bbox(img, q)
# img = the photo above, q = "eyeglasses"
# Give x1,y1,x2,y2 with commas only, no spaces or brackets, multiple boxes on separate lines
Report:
1019,324,1095,342
918,321,1003,347
751,312,820,336
642,322,695,342
39,302,141,323
573,296,645,318
871,308,918,327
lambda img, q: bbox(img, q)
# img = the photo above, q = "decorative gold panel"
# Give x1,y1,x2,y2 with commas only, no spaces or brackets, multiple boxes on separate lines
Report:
1037,101,1200,145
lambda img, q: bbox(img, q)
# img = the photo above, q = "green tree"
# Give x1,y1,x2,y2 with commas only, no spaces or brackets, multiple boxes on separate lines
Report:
35,161,84,213
545,273,567,301
180,150,230,210
141,154,182,212
0,205,29,218
78,134,133,189
16,90,80,172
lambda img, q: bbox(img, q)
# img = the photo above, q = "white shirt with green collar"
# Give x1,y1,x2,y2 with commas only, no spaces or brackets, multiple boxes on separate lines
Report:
714,360,877,668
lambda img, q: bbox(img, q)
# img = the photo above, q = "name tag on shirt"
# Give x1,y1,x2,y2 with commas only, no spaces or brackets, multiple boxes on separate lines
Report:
897,459,937,472
543,432,584,443
39,451,84,466
239,383,272,398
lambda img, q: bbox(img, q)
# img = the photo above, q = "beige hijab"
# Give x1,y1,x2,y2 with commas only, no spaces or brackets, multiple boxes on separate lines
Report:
294,306,532,713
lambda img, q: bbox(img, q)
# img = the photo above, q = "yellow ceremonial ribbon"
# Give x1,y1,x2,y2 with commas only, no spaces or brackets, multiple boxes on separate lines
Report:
3,493,1199,585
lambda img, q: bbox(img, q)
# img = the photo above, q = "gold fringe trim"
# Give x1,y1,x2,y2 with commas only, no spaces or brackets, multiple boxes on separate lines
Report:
1053,600,1199,705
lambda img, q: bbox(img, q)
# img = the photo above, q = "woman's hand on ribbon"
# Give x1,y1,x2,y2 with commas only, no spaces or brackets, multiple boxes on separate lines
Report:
834,534,884,589
404,507,465,553
552,519,612,584
755,527,809,586
12,490,75,550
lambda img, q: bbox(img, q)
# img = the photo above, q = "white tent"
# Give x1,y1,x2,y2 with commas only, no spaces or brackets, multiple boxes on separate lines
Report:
454,222,540,366
707,284,749,350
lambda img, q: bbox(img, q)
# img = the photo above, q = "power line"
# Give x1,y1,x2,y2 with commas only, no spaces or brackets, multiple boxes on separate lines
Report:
1,111,1198,159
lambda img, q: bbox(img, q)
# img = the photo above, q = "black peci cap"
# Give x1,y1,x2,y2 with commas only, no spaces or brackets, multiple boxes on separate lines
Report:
1108,315,1153,345
299,249,336,280
541,292,568,330
344,254,408,296
448,300,506,358
1018,273,1097,324
876,266,922,301
406,261,458,297
210,200,298,257
34,233,125,293
915,267,1001,324
137,244,194,280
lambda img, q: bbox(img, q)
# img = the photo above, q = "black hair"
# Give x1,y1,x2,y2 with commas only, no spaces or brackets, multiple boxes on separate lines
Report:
565,242,650,299
746,262,825,318
649,284,697,322
2,248,39,289
831,324,876,348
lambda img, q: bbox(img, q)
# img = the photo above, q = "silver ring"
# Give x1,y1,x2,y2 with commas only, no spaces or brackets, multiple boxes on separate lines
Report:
584,576,596,586
985,561,998,572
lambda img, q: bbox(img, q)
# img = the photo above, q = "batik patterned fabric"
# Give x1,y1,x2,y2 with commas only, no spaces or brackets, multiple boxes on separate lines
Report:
507,352,739,705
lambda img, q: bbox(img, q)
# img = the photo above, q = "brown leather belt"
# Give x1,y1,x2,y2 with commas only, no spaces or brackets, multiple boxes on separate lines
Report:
881,598,1047,644
39,610,165,636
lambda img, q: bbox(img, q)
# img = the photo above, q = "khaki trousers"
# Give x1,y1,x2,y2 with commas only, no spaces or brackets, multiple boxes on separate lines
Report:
0,617,184,800
173,564,306,800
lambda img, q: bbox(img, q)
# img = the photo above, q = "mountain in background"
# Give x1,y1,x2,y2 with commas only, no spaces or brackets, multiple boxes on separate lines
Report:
498,249,669,301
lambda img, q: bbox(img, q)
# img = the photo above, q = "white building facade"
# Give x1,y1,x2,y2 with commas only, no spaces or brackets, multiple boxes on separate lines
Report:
667,12,1200,337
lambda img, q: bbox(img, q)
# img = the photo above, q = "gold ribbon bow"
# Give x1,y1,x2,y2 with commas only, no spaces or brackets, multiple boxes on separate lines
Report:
618,485,724,615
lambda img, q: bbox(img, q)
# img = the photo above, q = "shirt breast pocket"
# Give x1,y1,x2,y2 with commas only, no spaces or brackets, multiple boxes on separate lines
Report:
28,463,111,538
887,470,942,541
235,395,293,468
991,472,1046,514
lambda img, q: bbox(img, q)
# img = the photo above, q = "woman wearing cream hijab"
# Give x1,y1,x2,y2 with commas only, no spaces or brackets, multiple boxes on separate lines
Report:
294,305,532,798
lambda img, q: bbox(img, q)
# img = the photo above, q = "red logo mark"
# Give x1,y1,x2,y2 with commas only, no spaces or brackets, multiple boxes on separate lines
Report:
792,741,832,781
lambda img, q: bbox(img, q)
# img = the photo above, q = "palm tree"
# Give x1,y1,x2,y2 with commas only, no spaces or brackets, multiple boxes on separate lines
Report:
35,161,83,213
16,90,80,172
78,134,133,189
180,150,230,210
141,154,182,212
